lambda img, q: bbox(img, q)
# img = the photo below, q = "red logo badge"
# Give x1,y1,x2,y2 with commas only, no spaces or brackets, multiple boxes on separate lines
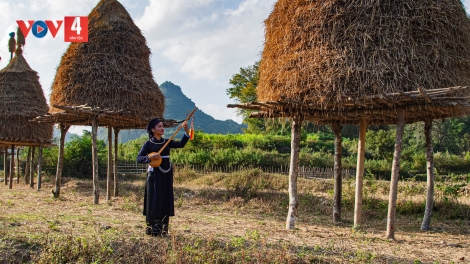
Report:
64,16,88,42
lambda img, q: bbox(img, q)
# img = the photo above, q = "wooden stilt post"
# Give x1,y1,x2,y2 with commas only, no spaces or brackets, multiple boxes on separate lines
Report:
25,147,31,184
421,119,435,231
386,110,405,239
354,119,367,227
53,124,70,198
286,115,302,229
107,126,112,201
332,123,343,222
92,117,100,204
30,147,35,188
37,144,43,190
4,146,8,185
16,147,20,184
9,145,14,189
113,128,120,197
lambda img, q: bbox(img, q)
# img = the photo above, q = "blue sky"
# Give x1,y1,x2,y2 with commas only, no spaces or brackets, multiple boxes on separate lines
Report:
1,0,470,135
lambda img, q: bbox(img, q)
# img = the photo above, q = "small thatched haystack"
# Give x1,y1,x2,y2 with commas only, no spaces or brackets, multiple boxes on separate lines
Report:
0,48,52,145
257,0,470,123
49,0,164,128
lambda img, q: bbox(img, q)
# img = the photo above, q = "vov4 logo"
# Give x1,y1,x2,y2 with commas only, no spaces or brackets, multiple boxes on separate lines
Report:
17,16,88,42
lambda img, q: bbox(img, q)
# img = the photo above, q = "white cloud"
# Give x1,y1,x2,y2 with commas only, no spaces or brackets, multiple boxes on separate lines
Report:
67,125,90,136
137,0,274,80
202,104,243,124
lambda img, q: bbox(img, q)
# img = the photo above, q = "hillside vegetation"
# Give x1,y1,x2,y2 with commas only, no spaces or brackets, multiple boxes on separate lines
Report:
29,116,470,181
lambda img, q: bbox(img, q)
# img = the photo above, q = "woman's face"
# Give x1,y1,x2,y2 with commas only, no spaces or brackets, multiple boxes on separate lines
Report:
151,122,164,137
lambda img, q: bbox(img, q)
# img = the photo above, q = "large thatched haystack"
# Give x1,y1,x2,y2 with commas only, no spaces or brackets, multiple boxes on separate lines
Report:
0,49,53,145
49,0,164,128
257,0,470,122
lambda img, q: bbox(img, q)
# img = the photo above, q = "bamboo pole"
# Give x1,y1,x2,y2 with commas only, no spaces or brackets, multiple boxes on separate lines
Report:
421,119,435,231
114,128,120,197
107,126,112,201
92,117,100,204
53,124,70,198
37,144,43,190
332,123,343,222
354,119,367,227
386,110,405,239
9,145,14,189
286,115,302,229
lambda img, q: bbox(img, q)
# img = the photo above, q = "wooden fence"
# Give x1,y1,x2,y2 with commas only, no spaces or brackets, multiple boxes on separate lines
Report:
117,162,356,179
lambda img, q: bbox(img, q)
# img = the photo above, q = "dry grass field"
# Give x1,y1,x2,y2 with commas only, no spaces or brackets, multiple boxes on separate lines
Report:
0,169,469,263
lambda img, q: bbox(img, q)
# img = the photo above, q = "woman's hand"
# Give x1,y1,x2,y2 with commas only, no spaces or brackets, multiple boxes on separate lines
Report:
182,121,189,135
148,153,161,160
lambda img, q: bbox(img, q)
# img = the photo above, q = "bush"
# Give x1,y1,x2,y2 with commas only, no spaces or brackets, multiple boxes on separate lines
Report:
299,149,334,167
434,152,470,174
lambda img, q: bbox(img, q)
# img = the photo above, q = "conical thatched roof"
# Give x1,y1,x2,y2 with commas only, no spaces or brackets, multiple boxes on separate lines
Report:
48,0,164,128
252,0,470,124
0,49,53,145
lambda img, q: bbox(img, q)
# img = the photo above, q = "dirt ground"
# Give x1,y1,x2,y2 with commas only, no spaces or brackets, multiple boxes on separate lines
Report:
0,178,468,263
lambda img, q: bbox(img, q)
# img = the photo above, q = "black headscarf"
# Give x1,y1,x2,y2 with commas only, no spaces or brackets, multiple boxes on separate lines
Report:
146,118,161,138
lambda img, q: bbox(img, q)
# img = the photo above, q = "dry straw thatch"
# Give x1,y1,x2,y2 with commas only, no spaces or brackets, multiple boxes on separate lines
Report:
48,0,164,128
0,48,53,145
253,0,470,124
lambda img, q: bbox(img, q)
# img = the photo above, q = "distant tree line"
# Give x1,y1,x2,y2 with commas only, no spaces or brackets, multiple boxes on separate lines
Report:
5,116,468,180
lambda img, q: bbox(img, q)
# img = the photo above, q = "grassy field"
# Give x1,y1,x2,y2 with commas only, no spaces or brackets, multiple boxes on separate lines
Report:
0,169,469,263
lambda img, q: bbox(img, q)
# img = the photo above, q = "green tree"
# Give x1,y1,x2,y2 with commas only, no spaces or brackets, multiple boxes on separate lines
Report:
226,61,265,133
119,134,148,161
64,131,107,178
366,129,396,160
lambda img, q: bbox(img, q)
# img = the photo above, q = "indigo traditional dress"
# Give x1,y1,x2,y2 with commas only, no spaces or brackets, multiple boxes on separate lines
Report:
137,134,189,225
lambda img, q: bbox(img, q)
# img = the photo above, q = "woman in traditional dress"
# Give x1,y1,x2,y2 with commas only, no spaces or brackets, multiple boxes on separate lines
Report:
137,118,190,236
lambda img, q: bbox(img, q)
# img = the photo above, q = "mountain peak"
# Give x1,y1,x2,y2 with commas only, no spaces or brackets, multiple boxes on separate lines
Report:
160,81,245,134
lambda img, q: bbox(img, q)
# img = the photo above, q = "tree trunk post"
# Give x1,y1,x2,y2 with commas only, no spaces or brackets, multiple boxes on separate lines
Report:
286,115,302,229
114,128,120,197
354,119,367,227
421,119,435,231
9,145,14,189
30,147,35,188
25,147,31,184
37,144,43,190
386,110,405,239
53,124,70,198
4,146,8,185
332,123,343,222
107,126,112,201
92,117,100,204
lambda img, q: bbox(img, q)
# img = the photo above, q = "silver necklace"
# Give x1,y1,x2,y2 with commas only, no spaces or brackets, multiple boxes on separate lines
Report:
149,138,166,145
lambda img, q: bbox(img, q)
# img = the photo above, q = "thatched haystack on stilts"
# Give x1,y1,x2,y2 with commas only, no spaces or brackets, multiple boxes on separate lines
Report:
0,47,53,190
36,0,169,204
229,0,470,237
0,48,52,144
255,0,470,123
49,0,164,127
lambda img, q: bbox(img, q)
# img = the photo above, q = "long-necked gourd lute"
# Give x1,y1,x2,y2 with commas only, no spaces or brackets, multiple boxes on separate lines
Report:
148,107,197,168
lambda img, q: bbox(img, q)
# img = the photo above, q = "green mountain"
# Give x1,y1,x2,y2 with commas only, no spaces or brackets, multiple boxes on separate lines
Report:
161,81,245,134
97,81,245,143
